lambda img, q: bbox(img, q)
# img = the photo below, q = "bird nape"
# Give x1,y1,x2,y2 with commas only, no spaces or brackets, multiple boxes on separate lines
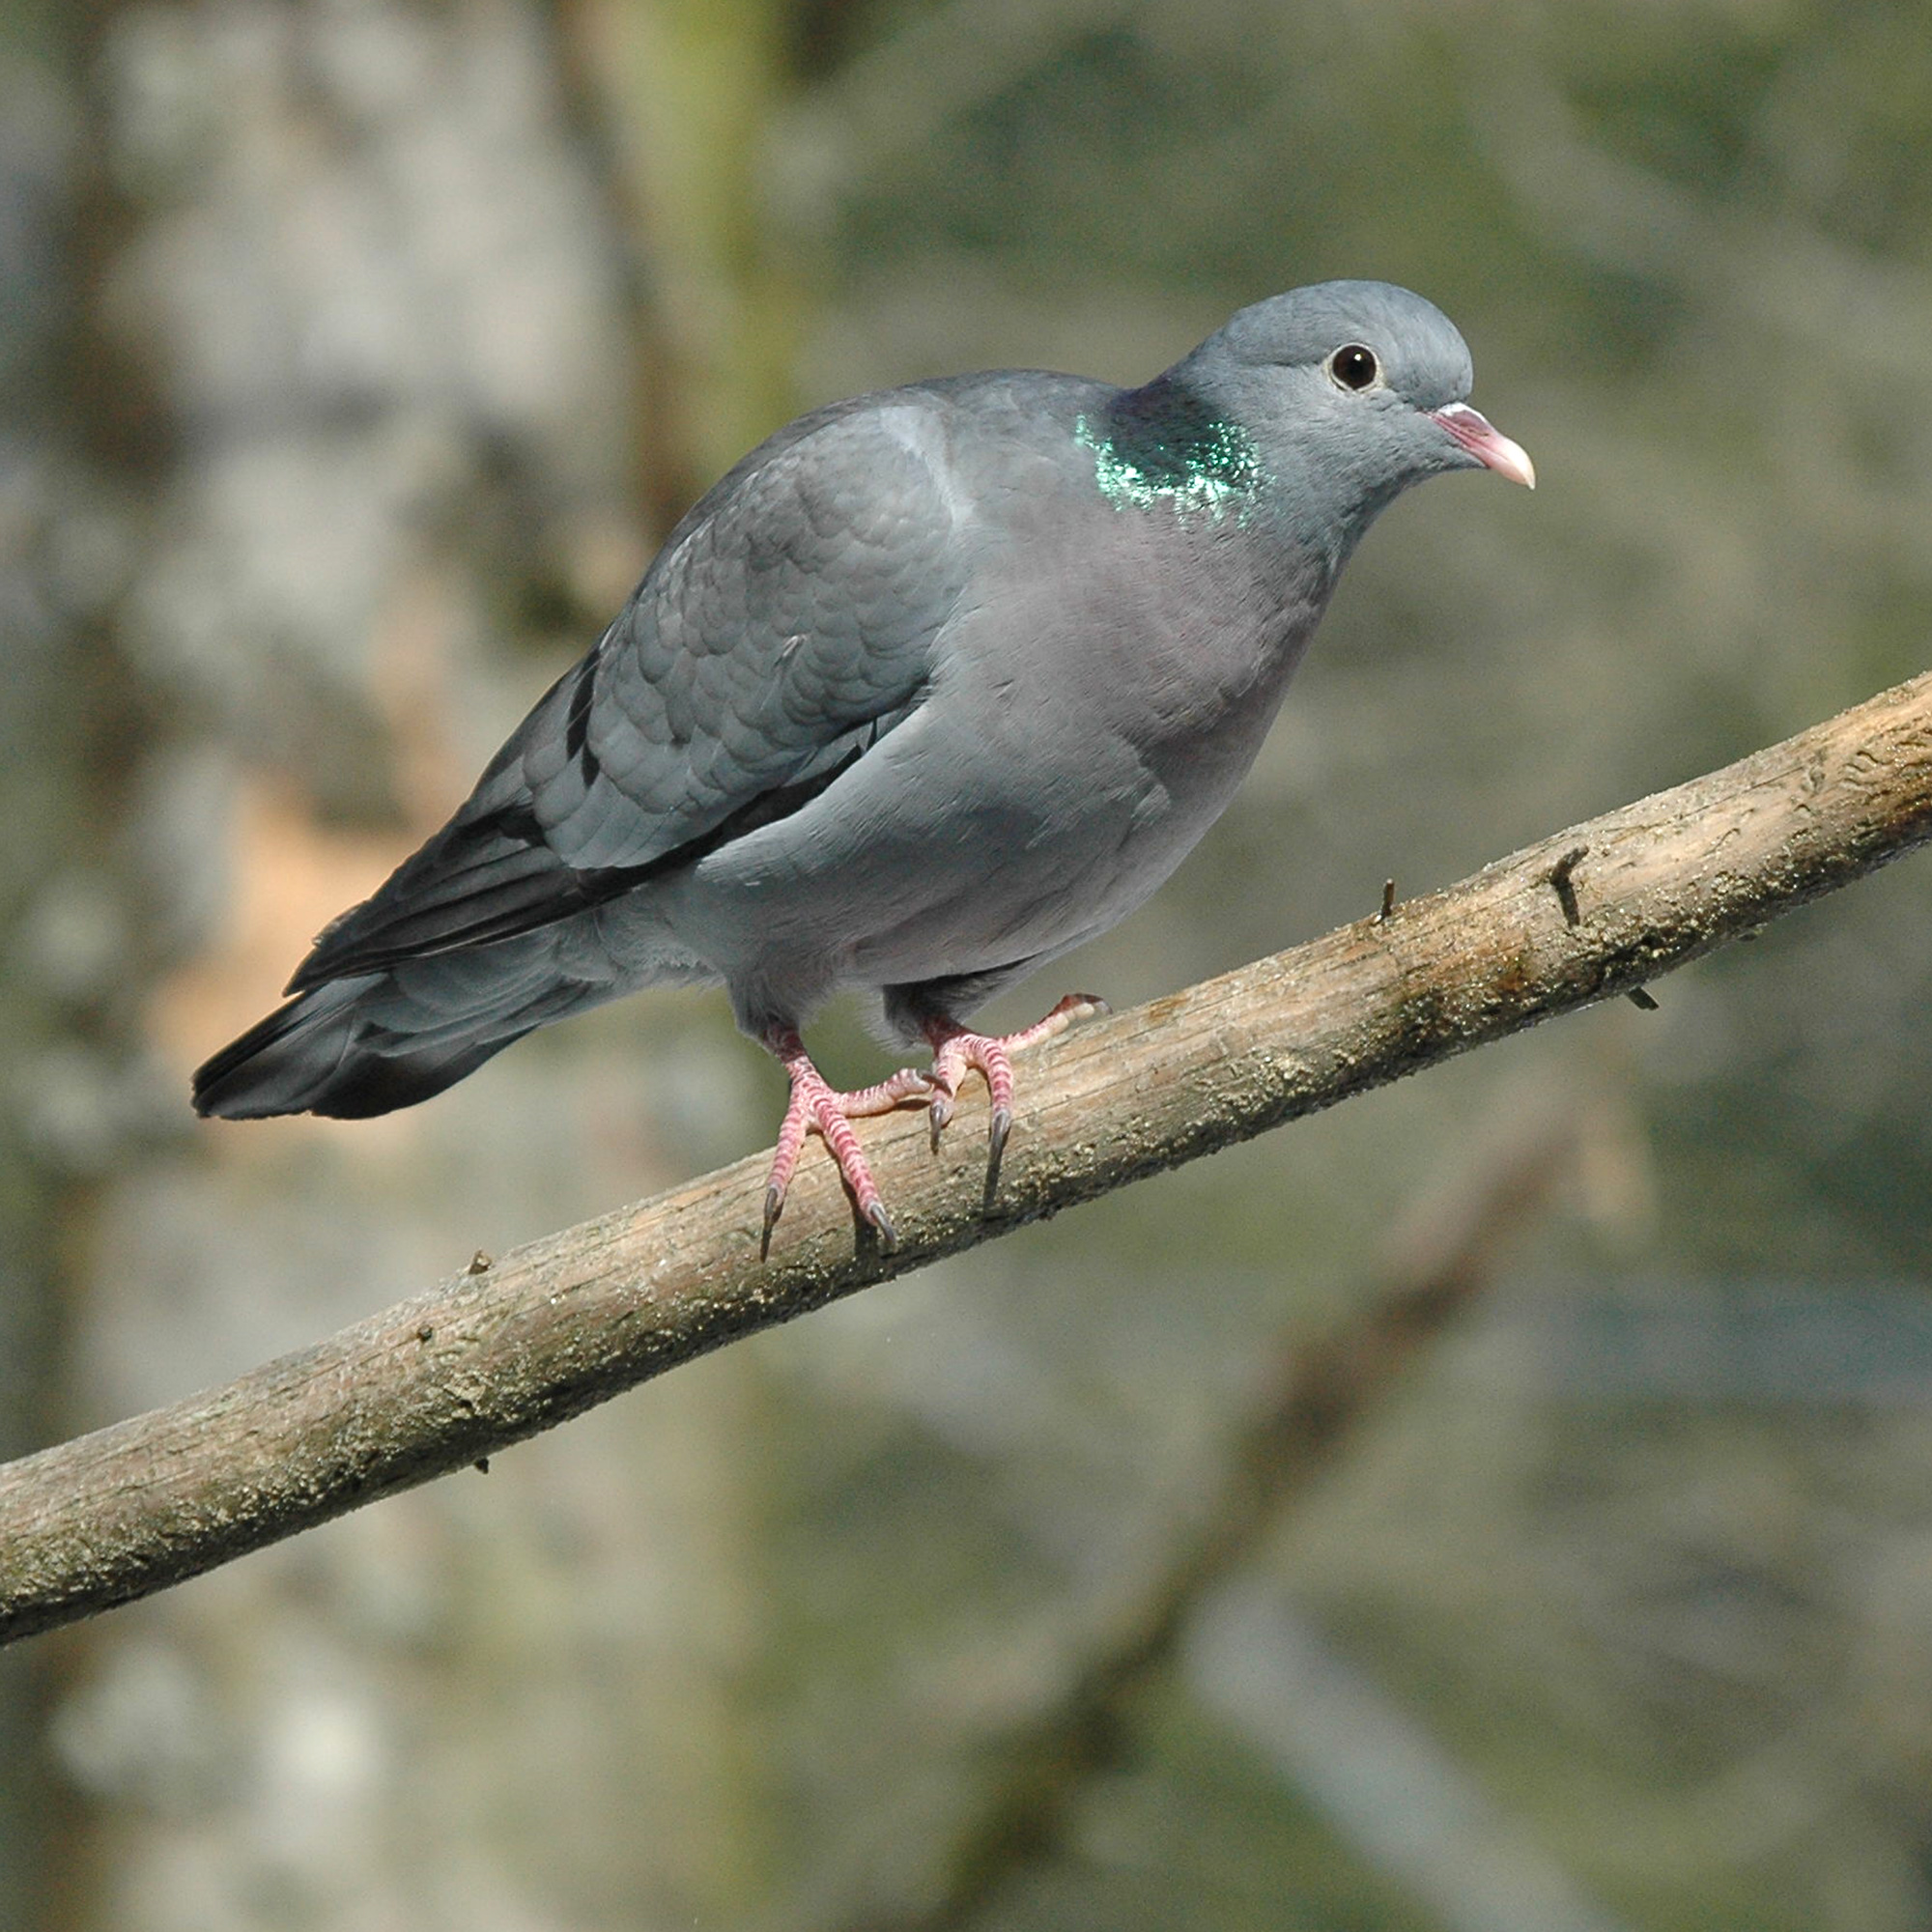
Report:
193,280,1533,1255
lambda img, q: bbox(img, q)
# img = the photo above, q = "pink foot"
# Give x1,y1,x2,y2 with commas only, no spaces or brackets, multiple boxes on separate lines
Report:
760,1028,929,1257
922,993,1108,1194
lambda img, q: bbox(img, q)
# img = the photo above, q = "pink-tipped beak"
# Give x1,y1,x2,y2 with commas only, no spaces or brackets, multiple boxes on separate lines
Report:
1430,402,1536,490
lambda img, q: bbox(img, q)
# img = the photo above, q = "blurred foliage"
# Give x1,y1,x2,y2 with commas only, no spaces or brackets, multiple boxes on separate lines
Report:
5,1,1932,1929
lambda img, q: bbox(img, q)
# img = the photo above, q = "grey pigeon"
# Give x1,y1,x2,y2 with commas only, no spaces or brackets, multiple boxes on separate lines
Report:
194,280,1533,1250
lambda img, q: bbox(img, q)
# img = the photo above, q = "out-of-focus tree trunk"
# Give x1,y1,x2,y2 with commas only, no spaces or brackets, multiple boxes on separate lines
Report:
31,4,790,1926
0,8,138,1924
561,0,804,515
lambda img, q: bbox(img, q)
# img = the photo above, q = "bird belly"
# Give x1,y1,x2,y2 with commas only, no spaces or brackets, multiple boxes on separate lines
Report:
669,739,1225,1036
651,699,1151,1023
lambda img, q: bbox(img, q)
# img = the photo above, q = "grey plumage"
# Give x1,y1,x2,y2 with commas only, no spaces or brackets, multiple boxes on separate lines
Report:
194,281,1531,1234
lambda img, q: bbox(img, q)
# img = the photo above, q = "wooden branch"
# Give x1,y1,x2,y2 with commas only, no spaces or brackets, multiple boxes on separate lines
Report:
4,669,1931,1645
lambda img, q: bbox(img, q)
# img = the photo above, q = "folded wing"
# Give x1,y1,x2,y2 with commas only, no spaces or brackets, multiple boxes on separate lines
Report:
287,397,970,992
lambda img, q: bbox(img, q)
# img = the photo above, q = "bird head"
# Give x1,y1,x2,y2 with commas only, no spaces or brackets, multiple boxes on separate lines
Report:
1172,280,1534,528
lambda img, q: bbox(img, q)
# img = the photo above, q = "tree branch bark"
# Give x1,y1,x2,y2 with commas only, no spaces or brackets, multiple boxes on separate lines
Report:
5,669,1931,1645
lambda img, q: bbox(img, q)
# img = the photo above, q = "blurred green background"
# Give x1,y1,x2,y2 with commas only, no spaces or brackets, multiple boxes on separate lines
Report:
4,2,1932,1927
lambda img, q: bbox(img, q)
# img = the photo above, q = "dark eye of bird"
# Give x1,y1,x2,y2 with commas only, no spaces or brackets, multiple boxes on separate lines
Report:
1328,343,1379,391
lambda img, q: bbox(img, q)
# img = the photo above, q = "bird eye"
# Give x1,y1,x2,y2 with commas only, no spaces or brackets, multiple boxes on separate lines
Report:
1327,343,1380,392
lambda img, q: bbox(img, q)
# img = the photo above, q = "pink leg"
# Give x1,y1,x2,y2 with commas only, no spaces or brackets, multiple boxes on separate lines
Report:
922,993,1108,1193
760,1027,930,1257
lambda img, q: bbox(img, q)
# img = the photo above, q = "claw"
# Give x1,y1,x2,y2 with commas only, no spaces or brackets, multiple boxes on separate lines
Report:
761,1183,784,1262
985,1104,1013,1200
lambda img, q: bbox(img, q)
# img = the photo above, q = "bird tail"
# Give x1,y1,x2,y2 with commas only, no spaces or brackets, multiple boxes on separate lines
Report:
192,936,621,1121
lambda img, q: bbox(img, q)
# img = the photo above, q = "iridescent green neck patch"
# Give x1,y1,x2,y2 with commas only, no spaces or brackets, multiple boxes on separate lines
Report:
1075,388,1264,521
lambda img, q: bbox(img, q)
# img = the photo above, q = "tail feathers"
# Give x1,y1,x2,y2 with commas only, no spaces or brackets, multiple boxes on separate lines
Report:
193,946,617,1121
